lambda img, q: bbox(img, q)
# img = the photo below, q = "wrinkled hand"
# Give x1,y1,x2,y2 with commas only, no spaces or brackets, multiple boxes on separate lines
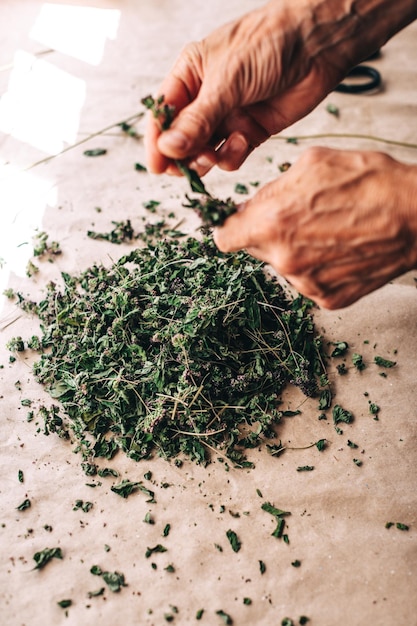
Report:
145,1,355,176
214,148,417,309
145,0,415,176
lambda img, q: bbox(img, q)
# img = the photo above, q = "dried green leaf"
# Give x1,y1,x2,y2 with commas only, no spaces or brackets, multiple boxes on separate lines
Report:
352,353,366,371
102,570,127,592
216,609,233,625
32,547,63,570
84,148,107,157
57,599,72,609
17,499,31,511
330,341,348,357
332,404,353,426
226,529,241,553
326,103,340,116
234,183,249,195
261,502,290,518
374,356,396,368
145,544,167,558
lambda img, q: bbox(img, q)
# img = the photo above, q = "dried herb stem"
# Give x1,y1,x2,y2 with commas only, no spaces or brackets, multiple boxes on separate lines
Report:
274,133,417,151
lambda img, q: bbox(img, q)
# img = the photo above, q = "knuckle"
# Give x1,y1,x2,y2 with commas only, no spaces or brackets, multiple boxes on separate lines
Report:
299,146,331,166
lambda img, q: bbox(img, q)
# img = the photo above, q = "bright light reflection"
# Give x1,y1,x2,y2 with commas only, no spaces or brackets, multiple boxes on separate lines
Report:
0,51,85,154
30,4,120,66
0,167,57,310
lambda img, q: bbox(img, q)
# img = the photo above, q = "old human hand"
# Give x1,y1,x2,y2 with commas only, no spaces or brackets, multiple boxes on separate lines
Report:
214,147,417,309
145,0,417,177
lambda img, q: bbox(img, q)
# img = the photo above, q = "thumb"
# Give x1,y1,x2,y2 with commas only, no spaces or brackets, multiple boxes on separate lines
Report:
157,91,229,160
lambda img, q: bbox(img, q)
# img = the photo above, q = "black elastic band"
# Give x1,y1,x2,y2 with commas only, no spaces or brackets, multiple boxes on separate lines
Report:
335,65,382,94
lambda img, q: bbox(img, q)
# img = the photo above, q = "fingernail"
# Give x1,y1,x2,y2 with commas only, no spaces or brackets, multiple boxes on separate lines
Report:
189,154,215,176
228,133,248,155
195,155,213,170
218,133,249,168
159,129,190,154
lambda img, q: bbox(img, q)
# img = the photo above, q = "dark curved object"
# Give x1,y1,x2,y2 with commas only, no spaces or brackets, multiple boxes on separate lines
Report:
335,65,382,94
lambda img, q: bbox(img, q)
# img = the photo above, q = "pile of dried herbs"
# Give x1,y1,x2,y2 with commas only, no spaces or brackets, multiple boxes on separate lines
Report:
11,236,328,468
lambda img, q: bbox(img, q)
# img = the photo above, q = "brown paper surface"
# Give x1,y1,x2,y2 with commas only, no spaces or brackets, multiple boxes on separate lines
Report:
0,2,416,625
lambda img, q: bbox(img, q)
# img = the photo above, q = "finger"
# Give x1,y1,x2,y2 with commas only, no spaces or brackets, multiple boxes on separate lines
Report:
214,179,283,252
213,207,256,253
157,76,234,160
144,68,199,173
216,132,252,172
145,110,171,174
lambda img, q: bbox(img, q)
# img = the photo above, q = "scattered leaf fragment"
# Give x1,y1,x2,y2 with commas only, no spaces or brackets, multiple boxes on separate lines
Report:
17,499,31,511
226,529,241,553
272,518,286,539
73,500,93,512
352,353,366,371
330,341,348,357
144,512,154,525
145,544,167,558
332,405,353,430
111,480,150,499
374,356,396,368
57,599,72,609
261,502,290,518
83,148,107,157
216,609,233,625
32,547,63,570
368,402,380,415
98,468,119,478
234,183,249,195
326,103,339,116
318,389,332,410
102,570,127,592
87,587,105,598
87,220,136,244
90,566,127,592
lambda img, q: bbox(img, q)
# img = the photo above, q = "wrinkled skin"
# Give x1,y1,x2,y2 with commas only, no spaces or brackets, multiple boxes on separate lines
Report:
214,147,417,309
145,0,417,308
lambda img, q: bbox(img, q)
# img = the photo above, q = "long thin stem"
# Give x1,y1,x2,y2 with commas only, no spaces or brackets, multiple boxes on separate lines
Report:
274,133,417,150
20,112,144,173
